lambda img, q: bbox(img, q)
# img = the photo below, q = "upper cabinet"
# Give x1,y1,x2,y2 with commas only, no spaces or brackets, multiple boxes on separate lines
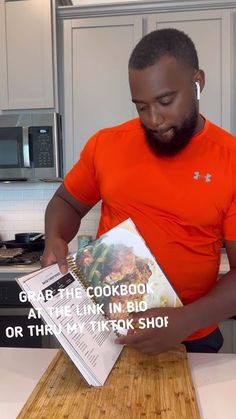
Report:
147,10,233,133
0,0,57,111
60,3,236,172
62,16,143,170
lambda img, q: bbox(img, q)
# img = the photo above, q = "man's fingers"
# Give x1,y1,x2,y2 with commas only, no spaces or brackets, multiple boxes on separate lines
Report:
58,260,68,274
131,308,158,321
115,329,146,345
54,241,69,274
41,239,69,274
41,252,56,268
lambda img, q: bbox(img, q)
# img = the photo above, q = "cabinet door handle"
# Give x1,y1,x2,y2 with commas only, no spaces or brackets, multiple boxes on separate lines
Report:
22,126,30,167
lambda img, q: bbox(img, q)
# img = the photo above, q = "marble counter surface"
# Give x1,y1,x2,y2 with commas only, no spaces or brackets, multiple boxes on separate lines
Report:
188,352,236,419
0,348,57,419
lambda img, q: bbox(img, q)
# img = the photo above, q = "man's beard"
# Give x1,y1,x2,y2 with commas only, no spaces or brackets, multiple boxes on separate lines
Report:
142,106,199,157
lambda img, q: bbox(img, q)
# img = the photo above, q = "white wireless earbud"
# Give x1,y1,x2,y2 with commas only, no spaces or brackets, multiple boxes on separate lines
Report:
195,81,201,101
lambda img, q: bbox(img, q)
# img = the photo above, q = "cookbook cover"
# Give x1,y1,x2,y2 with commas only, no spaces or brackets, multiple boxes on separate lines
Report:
70,218,182,323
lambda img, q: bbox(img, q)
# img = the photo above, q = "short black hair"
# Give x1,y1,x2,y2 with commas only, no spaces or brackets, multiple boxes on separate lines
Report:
129,28,199,71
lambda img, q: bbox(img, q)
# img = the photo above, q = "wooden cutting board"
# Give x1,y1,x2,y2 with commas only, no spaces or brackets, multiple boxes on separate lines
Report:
17,345,200,419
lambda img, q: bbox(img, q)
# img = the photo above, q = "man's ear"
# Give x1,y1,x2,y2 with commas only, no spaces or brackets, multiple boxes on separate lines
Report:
194,70,205,101
195,81,201,100
194,70,205,92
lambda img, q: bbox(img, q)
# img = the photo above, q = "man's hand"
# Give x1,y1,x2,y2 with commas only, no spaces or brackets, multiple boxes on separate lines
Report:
42,184,94,274
115,307,192,355
41,238,69,274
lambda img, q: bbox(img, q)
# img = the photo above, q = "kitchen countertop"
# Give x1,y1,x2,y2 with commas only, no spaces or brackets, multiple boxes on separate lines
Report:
0,262,41,274
0,250,230,275
0,348,235,419
189,352,236,419
0,348,58,419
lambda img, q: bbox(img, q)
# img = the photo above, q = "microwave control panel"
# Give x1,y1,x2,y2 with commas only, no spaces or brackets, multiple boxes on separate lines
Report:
29,126,54,168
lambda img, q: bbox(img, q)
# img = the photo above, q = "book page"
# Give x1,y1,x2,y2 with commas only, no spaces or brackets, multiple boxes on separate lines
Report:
17,264,123,386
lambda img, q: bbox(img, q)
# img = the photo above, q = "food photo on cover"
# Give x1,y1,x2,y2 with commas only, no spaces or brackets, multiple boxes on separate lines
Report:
1,1,236,418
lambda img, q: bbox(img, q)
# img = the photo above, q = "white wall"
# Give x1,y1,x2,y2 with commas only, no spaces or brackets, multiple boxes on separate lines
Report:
0,183,100,251
72,0,138,4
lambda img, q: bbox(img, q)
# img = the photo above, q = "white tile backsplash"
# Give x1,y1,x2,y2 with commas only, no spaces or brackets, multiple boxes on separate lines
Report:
0,182,100,251
22,189,44,200
0,183,57,241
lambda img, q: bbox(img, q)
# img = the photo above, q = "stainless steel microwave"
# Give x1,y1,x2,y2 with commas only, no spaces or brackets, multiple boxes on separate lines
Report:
0,113,63,181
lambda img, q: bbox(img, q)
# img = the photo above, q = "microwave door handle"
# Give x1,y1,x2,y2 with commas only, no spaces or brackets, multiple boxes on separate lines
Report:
22,126,30,167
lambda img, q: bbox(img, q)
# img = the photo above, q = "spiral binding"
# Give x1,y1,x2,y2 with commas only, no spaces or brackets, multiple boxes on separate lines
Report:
67,254,88,290
66,254,121,337
66,253,107,311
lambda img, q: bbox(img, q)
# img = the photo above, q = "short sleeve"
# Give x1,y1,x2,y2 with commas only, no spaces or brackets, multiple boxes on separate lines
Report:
64,132,101,205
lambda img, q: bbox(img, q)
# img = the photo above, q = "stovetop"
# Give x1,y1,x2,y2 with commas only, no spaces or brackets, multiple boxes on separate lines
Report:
0,248,43,265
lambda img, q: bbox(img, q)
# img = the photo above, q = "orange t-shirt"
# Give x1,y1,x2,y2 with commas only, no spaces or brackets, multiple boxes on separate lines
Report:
64,118,236,340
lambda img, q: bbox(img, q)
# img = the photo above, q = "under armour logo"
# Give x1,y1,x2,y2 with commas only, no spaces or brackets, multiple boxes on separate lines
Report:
193,172,212,182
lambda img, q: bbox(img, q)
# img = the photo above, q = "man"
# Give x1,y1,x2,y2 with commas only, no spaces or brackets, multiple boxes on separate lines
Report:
42,28,236,354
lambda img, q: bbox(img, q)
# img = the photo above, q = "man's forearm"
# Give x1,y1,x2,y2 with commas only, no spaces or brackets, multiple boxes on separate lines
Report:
185,269,236,333
45,195,81,244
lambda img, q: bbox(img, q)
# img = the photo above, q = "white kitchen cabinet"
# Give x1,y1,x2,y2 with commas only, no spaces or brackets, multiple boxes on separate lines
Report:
61,5,236,173
233,320,236,352
0,0,56,111
220,319,236,354
62,16,143,170
147,10,233,132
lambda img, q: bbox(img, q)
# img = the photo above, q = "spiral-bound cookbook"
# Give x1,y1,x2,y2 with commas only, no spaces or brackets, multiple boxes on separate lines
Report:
16,218,181,386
